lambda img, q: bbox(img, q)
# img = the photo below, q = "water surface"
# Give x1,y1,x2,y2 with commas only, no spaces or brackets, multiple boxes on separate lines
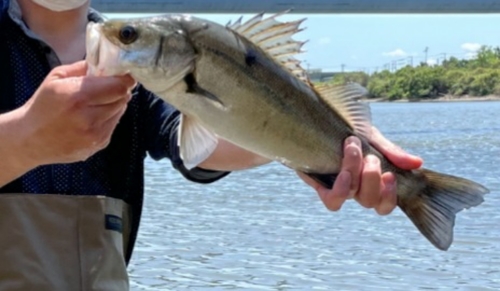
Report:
128,101,500,290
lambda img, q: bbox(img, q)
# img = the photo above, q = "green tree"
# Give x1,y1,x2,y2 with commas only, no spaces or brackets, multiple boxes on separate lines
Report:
318,46,500,100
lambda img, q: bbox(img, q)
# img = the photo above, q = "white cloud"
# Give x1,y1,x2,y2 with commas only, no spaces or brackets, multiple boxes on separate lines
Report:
318,37,331,45
382,48,407,57
461,42,482,52
426,59,437,66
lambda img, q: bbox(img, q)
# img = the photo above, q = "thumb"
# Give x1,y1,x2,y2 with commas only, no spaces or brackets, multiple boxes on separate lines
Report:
369,126,423,170
49,61,89,80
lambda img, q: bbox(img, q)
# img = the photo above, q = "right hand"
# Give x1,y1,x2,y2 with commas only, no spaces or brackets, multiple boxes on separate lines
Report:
298,127,423,215
17,60,136,167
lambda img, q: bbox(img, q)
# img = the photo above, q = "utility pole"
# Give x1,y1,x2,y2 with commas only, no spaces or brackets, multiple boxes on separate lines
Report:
424,47,429,64
439,53,447,65
341,64,345,73
408,56,413,67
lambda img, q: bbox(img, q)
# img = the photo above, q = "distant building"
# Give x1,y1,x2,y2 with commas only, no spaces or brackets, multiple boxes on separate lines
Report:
306,69,339,83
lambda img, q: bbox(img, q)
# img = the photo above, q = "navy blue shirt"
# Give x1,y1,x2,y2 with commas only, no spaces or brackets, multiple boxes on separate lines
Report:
0,0,230,263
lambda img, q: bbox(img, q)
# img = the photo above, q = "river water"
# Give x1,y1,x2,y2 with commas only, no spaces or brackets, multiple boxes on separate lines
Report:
128,101,500,290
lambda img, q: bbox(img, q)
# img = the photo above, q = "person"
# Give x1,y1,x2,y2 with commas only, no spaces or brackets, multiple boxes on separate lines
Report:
0,0,423,289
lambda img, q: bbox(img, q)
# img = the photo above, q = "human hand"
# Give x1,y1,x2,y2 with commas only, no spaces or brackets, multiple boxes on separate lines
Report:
298,126,423,215
16,60,136,167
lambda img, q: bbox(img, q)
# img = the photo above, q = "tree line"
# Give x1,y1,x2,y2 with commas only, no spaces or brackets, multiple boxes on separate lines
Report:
324,46,500,100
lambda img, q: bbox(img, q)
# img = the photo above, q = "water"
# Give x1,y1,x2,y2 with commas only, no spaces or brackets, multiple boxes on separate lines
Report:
128,101,500,290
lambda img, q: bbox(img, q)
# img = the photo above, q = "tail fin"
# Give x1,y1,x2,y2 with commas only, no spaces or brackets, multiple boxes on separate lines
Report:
398,168,489,251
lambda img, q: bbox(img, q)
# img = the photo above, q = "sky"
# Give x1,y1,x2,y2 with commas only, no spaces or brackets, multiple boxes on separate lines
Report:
105,13,500,73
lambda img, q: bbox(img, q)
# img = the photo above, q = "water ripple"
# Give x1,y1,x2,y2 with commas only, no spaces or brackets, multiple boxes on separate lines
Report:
129,101,500,290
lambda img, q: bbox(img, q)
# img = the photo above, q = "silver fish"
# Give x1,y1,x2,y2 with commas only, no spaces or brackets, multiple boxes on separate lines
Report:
85,12,489,251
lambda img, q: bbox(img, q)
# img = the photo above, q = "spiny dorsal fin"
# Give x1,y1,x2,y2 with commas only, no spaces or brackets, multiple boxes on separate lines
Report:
314,82,373,141
226,10,311,84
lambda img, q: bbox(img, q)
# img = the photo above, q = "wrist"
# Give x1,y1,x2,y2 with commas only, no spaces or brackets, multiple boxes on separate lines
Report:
0,107,40,174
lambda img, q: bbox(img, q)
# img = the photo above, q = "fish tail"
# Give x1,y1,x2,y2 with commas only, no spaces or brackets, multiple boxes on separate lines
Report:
398,168,489,251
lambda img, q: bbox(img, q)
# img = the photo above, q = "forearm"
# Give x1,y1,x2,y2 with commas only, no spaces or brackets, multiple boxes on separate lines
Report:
143,94,271,173
0,109,35,187
197,138,272,171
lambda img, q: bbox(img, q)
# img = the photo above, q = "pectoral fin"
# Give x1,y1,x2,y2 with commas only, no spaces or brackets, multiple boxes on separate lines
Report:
178,114,219,170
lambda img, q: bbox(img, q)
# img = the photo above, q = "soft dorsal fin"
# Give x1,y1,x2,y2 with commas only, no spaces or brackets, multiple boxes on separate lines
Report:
314,82,373,141
226,11,311,85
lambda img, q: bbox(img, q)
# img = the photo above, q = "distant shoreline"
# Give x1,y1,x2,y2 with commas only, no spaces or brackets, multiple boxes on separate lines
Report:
363,95,500,103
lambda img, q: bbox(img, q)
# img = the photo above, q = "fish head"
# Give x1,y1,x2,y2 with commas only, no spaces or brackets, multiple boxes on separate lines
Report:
86,16,196,93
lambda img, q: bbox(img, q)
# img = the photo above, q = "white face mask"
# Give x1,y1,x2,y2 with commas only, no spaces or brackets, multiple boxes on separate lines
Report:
31,0,88,11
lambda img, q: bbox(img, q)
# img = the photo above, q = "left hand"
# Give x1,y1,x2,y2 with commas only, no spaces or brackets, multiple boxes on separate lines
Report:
297,127,423,215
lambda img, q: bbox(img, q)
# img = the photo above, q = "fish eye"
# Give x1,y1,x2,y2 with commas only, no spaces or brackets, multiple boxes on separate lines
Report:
118,25,138,44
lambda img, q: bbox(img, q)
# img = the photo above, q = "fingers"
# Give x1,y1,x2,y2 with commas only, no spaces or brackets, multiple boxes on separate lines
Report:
355,155,382,209
94,104,128,149
305,128,417,216
341,136,363,198
369,126,423,170
49,61,136,107
86,93,131,125
375,172,398,215
53,60,89,78
318,171,351,211
76,75,135,106
298,135,364,212
318,171,352,211
297,170,351,211
333,137,398,215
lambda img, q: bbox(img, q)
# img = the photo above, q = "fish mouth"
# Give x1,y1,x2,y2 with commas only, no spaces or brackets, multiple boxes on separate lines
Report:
85,22,101,75
85,22,128,77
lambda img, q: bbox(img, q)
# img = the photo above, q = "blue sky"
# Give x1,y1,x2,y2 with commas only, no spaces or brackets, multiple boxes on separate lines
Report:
106,13,500,73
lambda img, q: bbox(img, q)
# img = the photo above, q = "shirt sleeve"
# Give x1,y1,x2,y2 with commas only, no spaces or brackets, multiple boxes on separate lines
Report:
139,85,231,184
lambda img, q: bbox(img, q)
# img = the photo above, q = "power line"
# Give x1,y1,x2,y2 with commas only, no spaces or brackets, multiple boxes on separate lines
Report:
307,50,482,73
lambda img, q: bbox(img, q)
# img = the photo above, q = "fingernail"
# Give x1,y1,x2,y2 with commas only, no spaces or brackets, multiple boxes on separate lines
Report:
344,136,359,147
366,155,379,164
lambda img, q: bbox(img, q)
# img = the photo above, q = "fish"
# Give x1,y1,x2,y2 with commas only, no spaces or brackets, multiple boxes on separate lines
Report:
85,11,490,251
